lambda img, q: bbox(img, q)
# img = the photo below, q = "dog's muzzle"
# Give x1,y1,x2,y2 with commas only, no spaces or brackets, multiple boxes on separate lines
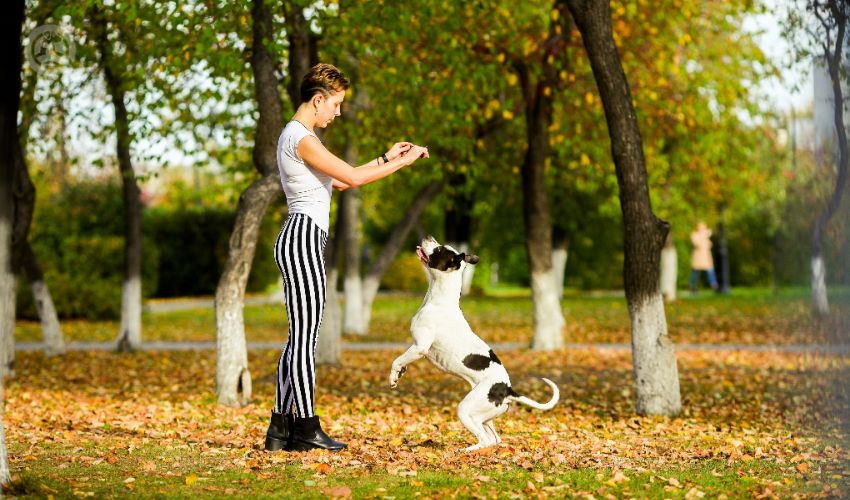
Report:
416,246,429,264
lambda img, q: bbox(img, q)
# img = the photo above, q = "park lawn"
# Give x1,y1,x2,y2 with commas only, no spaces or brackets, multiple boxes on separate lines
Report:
4,347,849,498
14,286,850,346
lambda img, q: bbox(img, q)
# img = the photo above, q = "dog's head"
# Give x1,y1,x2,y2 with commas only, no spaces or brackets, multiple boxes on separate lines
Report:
416,235,479,275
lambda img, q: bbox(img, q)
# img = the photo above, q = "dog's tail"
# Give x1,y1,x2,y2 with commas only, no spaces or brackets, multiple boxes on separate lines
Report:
508,377,559,410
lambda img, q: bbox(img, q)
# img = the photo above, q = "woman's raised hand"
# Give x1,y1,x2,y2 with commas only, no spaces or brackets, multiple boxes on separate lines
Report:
398,145,429,166
387,142,414,160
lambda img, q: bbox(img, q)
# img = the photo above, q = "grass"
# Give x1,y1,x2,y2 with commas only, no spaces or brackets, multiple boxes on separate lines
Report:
7,447,816,499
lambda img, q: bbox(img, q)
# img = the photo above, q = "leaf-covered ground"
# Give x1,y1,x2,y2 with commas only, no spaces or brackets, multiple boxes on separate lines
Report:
5,345,850,498
7,288,850,497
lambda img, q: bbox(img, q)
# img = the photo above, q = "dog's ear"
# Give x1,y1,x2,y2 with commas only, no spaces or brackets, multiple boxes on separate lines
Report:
454,254,466,267
463,253,480,265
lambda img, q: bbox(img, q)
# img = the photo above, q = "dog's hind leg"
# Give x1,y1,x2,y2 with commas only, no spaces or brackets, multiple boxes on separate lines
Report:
458,397,493,451
483,420,500,445
480,401,508,446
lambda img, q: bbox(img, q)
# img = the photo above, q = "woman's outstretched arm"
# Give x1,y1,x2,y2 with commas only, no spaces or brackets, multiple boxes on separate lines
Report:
298,136,428,188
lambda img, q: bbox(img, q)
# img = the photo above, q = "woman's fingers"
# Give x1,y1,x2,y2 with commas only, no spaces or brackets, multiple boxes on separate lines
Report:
394,144,429,165
388,142,414,159
406,146,429,162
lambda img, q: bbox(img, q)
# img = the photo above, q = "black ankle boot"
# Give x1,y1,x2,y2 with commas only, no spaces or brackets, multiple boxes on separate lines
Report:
264,412,293,451
288,416,347,452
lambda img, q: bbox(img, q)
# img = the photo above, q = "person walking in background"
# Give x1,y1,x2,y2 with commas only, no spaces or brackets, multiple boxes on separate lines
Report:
689,221,718,294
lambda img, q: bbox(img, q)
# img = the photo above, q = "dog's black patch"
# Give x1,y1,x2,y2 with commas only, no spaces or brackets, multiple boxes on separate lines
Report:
488,349,502,365
487,382,518,406
463,350,503,371
463,353,492,370
428,246,463,272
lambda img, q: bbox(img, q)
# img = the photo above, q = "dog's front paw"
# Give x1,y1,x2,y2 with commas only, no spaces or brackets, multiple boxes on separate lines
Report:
389,365,407,389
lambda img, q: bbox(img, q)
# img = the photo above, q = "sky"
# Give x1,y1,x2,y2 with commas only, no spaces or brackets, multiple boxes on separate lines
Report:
743,0,814,114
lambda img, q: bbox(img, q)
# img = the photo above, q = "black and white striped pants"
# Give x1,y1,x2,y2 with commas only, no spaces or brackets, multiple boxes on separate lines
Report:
273,213,328,418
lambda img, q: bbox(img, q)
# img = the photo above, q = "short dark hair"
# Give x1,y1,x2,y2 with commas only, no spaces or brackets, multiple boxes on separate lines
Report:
299,63,350,104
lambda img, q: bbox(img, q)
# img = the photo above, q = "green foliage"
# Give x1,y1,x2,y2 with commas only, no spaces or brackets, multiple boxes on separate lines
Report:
16,181,159,320
145,206,280,298
16,179,283,319
21,0,806,293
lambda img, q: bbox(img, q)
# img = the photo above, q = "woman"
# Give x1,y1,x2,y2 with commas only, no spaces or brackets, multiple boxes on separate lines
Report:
689,221,718,294
265,63,429,452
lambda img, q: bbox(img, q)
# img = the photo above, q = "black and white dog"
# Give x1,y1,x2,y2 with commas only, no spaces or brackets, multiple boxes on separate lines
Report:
389,236,559,451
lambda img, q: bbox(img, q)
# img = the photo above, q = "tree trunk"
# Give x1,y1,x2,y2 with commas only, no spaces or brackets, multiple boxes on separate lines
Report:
342,188,365,334
659,233,678,302
15,68,65,356
0,274,15,378
216,0,298,406
809,1,850,317
552,228,569,299
445,173,475,295
336,80,369,335
360,181,443,329
5,98,30,372
565,0,681,416
0,380,8,485
515,54,565,351
216,175,280,406
317,200,344,365
27,272,65,355
54,100,71,189
339,142,366,336
21,242,65,355
0,0,25,483
717,204,730,294
92,7,144,353
9,9,62,365
283,2,313,108
811,253,829,315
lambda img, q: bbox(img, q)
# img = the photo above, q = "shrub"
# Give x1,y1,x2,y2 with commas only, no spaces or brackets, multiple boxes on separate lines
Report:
146,207,280,297
16,180,282,320
16,180,159,319
380,254,428,292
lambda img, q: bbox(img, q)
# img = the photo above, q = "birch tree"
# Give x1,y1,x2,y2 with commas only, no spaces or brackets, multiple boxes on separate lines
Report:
214,0,319,406
564,0,682,415
785,0,850,316
88,5,145,352
0,0,27,484
14,1,66,357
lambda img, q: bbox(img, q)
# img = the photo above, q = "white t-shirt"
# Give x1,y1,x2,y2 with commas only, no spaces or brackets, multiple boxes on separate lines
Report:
277,120,333,232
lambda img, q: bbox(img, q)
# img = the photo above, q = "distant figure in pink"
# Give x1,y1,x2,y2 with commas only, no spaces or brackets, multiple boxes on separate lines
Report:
689,221,718,294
